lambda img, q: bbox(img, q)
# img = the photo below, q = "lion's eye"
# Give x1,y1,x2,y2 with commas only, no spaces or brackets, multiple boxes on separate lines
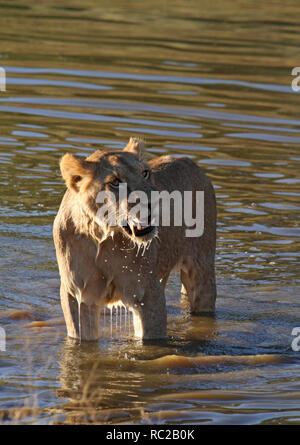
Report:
73,175,82,184
142,169,150,179
109,178,121,187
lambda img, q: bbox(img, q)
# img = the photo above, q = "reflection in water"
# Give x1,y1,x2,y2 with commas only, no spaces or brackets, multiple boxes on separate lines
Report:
0,0,300,424
55,330,282,424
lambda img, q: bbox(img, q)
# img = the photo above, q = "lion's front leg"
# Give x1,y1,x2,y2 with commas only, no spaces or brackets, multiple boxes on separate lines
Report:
61,288,101,341
128,281,167,340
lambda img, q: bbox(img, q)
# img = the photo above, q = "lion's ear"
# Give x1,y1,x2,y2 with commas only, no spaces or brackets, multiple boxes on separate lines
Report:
60,154,95,192
123,137,144,160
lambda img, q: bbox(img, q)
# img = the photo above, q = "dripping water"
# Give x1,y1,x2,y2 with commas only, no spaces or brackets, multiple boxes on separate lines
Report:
103,307,106,335
75,290,82,343
110,306,112,337
105,300,133,339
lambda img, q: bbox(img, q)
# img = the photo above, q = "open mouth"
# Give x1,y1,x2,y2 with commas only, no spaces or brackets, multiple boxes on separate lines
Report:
124,223,155,237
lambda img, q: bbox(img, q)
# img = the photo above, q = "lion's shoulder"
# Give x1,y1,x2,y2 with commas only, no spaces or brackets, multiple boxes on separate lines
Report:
149,155,204,178
149,155,199,171
149,155,210,191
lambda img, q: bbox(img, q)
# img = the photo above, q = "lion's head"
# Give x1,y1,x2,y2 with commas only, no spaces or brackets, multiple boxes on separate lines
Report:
60,138,158,246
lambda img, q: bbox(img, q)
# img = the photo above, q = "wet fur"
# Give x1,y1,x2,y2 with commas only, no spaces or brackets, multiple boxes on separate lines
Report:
53,138,217,340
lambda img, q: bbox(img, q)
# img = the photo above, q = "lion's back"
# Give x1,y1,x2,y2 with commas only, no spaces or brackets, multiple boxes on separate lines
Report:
150,156,212,193
149,156,216,272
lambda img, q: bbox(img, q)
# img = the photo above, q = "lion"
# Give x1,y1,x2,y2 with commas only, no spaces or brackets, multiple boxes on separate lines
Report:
53,138,216,341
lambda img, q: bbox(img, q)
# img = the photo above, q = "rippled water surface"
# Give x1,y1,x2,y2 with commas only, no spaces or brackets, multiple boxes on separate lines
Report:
1,0,300,424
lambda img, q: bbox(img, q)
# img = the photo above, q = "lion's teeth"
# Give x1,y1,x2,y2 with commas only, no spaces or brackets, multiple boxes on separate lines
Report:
137,223,150,231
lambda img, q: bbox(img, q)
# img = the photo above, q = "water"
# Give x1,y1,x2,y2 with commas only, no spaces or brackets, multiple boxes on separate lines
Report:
0,0,300,424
